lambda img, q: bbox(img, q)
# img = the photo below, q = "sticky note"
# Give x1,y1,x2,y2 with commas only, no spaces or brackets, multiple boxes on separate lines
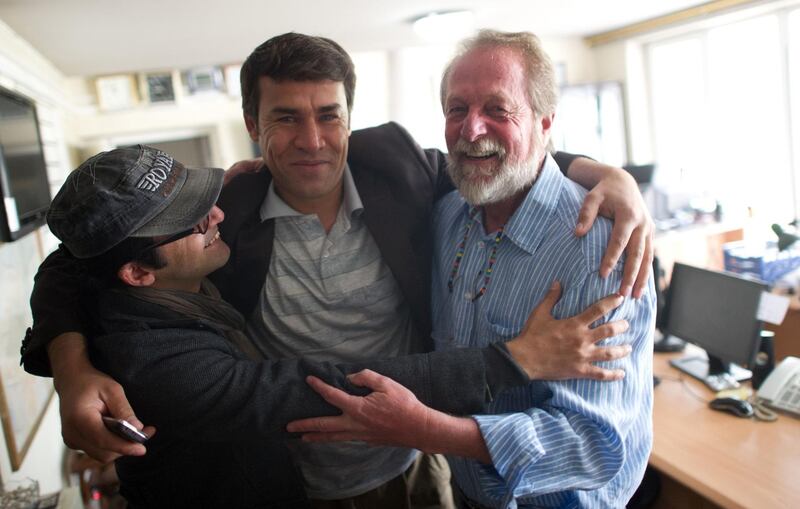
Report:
757,292,790,325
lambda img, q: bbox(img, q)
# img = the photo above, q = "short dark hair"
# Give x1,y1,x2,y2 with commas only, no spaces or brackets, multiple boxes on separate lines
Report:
88,236,168,289
240,32,356,122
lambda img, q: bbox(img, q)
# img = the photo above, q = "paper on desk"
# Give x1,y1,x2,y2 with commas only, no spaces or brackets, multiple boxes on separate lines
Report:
757,292,790,325
716,386,753,399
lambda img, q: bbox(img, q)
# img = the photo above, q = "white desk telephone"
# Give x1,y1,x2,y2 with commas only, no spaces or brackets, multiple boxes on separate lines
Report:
757,356,800,417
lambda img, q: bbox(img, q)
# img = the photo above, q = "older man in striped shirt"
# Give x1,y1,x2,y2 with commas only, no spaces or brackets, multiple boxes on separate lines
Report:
291,29,654,509
426,30,654,508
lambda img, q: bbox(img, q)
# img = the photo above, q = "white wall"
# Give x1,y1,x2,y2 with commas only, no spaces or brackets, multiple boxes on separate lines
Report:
0,17,70,494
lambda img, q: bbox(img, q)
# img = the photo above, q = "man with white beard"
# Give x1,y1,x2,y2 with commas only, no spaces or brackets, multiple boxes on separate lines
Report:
447,137,539,206
289,30,655,509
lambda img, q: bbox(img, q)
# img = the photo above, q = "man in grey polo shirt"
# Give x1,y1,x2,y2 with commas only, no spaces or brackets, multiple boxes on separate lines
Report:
248,162,428,500
249,167,413,365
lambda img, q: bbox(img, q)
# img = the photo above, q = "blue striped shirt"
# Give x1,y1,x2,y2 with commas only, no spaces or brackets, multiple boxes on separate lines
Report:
432,155,654,509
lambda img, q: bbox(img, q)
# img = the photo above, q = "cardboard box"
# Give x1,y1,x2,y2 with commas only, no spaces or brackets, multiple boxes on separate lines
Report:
724,241,800,283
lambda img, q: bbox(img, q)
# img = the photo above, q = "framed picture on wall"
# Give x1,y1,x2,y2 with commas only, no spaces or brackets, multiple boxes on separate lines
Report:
95,74,139,111
182,66,224,95
144,72,175,103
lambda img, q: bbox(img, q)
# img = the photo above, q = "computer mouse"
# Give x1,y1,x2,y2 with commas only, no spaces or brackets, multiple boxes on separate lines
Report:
708,397,754,418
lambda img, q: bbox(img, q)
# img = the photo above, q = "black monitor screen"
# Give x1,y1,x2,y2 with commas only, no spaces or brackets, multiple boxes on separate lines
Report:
666,263,765,368
0,87,51,240
623,164,655,186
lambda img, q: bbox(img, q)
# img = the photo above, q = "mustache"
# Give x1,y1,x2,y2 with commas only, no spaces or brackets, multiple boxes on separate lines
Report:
448,138,506,178
451,138,507,160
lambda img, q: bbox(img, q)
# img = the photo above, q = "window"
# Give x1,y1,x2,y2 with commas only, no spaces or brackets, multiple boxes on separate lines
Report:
553,82,627,167
789,9,800,219
647,8,799,223
648,37,706,192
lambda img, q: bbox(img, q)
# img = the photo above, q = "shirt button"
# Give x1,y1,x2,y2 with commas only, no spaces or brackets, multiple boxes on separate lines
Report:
478,241,485,249
464,292,472,300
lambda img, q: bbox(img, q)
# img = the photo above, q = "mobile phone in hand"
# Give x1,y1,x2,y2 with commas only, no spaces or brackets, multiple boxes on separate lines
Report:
102,416,149,444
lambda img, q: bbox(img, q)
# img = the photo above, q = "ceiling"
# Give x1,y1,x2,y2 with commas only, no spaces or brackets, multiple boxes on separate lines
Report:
0,0,709,77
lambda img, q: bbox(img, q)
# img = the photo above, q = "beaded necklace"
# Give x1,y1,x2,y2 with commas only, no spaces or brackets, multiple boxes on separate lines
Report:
447,207,505,302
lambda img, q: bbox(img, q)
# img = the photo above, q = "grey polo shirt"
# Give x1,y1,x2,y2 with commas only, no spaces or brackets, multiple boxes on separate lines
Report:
246,165,418,499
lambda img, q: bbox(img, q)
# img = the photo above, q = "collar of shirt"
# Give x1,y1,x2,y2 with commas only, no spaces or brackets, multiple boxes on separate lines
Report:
258,163,364,222
461,153,564,256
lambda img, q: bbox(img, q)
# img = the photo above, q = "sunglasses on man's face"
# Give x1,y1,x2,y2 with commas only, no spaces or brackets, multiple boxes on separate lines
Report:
137,213,211,256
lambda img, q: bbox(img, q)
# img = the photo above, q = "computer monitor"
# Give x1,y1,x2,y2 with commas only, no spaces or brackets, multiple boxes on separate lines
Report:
0,86,51,241
665,263,767,391
622,163,655,186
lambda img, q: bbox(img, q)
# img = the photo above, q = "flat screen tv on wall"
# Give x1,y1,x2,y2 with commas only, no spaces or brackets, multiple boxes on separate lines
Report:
0,86,51,242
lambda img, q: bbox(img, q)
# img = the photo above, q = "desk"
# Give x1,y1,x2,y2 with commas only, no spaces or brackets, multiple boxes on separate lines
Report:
650,350,800,508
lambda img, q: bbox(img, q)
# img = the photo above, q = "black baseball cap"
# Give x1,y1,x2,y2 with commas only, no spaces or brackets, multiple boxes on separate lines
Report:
47,145,224,258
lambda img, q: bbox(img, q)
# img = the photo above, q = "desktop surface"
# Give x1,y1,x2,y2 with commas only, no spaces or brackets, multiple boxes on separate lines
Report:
651,347,799,508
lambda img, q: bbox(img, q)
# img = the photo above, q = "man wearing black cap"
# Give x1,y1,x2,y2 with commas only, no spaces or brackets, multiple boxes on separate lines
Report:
45,145,630,508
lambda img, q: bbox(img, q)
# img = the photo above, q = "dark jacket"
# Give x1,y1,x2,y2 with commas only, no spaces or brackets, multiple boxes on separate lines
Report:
91,293,306,509
90,290,510,508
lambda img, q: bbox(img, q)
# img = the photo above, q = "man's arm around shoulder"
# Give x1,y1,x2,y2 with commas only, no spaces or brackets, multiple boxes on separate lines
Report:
24,246,90,376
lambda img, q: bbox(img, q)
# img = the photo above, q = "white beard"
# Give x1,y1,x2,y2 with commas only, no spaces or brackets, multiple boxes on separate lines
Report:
447,137,540,206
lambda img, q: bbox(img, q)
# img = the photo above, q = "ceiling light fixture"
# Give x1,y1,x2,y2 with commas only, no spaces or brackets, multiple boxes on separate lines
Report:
411,10,475,43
